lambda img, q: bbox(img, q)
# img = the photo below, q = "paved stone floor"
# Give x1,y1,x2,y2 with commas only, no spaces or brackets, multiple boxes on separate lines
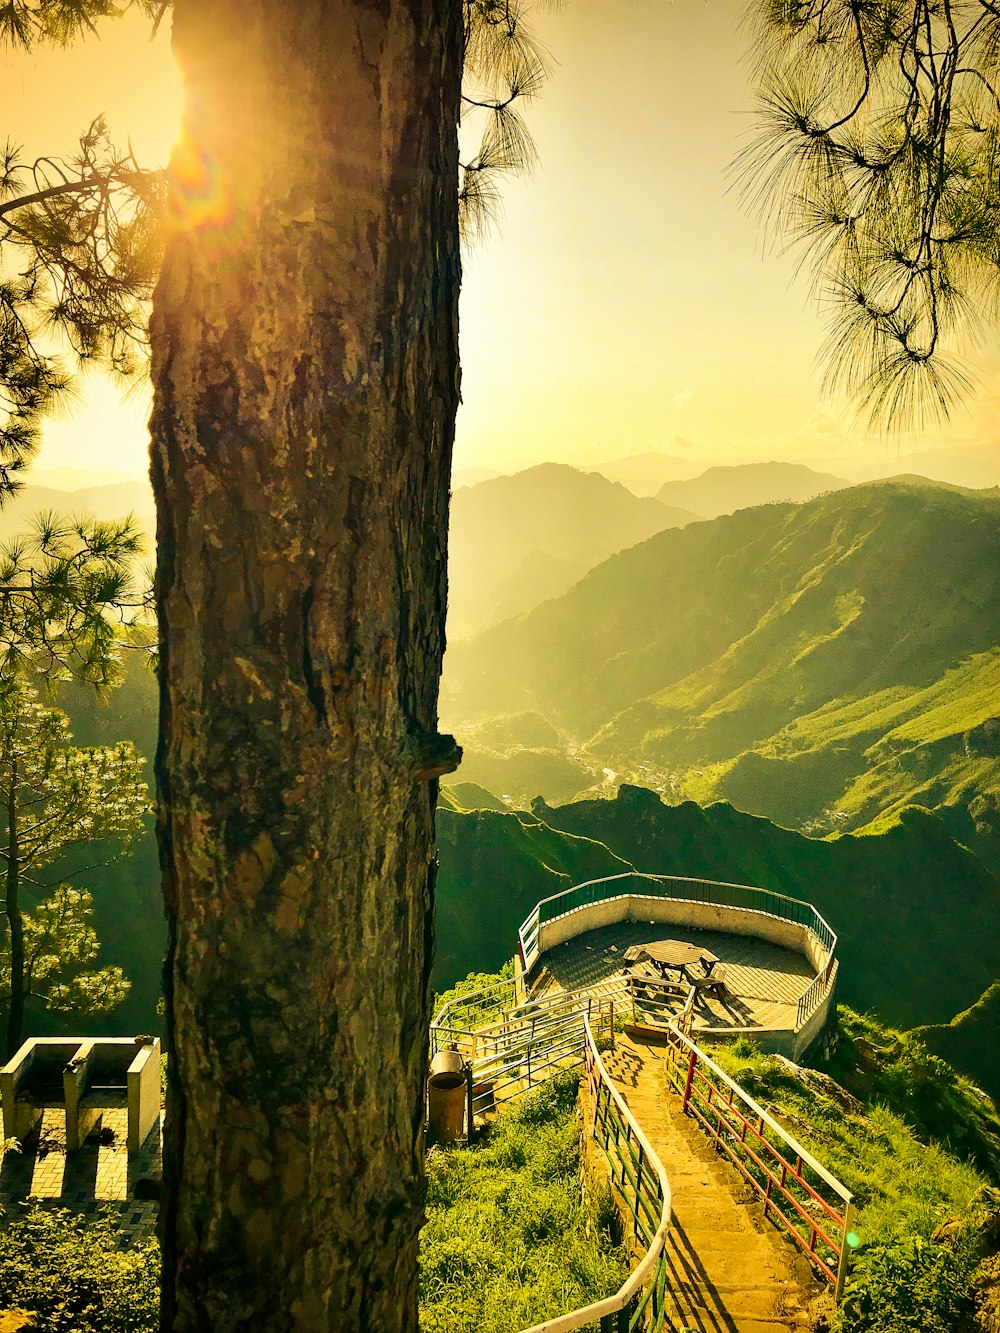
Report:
534,921,815,1035
0,1108,160,1243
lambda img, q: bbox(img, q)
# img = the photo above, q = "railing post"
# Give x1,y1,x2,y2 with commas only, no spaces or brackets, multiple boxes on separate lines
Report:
835,1198,856,1303
682,1046,697,1113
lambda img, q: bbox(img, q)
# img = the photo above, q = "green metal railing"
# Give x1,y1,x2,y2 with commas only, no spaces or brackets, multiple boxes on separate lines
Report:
515,1014,673,1333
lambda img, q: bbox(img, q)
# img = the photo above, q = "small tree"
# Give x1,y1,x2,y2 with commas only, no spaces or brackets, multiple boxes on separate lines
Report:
0,679,148,1056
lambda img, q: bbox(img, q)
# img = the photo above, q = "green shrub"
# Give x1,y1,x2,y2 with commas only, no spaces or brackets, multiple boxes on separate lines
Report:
0,1207,158,1333
0,1070,622,1333
838,1234,976,1333
711,1013,996,1333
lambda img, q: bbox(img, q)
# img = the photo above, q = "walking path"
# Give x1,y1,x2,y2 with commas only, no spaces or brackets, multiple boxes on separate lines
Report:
604,1032,822,1333
0,1107,159,1242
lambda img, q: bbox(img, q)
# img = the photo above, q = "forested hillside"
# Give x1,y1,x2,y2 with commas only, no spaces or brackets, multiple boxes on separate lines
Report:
442,481,1000,862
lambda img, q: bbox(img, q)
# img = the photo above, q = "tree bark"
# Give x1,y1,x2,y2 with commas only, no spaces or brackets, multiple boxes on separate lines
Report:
5,763,22,1059
149,4,462,1329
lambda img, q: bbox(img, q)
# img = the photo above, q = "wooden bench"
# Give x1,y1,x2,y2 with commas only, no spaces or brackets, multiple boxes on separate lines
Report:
1,1036,160,1153
688,965,730,1002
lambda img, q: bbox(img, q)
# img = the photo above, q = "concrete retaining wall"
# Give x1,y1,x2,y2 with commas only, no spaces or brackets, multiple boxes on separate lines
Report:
536,893,827,974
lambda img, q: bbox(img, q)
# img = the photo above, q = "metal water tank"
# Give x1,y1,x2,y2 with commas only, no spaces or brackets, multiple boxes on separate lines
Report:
427,1050,467,1144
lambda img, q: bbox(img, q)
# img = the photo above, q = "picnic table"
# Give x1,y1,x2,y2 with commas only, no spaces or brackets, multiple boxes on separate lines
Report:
623,939,721,986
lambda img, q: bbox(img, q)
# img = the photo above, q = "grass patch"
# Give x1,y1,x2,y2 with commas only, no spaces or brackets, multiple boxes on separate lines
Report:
711,1009,1000,1332
0,1072,624,1333
420,1070,628,1332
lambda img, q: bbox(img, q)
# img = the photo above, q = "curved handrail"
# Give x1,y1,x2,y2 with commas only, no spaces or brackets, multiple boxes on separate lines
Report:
531,870,837,951
514,1012,673,1333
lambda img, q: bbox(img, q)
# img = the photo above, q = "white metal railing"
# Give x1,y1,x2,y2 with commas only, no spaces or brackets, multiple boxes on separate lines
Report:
796,957,839,1027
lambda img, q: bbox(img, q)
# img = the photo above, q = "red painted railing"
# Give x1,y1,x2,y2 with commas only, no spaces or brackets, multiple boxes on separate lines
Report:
663,1025,854,1299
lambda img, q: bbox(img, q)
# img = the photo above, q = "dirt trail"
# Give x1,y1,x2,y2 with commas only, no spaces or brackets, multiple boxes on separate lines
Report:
603,1033,823,1333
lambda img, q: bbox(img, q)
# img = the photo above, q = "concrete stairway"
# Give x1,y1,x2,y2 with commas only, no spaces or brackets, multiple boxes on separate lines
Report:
603,1034,824,1333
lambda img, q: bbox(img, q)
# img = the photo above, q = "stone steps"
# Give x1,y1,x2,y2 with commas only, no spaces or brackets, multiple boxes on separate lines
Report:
605,1035,823,1333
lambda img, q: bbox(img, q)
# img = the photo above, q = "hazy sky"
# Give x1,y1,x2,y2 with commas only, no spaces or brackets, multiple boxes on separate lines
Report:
3,1,997,480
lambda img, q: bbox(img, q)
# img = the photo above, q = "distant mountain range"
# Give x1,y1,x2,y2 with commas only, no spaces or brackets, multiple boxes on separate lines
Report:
590,441,1000,497
591,446,704,496
27,467,149,491
447,463,699,638
654,461,848,517
0,481,156,553
442,480,1000,864
828,441,1000,491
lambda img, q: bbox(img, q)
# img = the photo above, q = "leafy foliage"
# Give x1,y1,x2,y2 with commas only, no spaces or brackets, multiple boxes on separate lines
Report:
743,0,1000,425
0,2,165,51
0,119,163,497
0,679,148,1044
0,510,149,687
837,1233,979,1333
713,1010,1000,1333
459,1,554,238
0,1206,158,1333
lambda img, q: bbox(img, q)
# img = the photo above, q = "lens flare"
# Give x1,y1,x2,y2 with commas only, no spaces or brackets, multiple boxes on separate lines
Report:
169,133,242,257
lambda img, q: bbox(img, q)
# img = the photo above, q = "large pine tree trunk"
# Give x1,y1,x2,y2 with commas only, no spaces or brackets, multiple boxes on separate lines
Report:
5,769,22,1059
149,4,462,1328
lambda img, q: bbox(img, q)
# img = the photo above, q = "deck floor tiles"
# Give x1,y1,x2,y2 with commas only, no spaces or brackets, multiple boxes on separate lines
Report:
533,920,814,1034
0,1107,160,1243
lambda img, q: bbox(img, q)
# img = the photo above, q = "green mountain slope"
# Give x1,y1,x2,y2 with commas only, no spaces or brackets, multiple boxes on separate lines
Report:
442,482,1000,857
914,981,1000,1105
447,463,699,639
434,805,629,984
694,647,1000,851
654,460,847,516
